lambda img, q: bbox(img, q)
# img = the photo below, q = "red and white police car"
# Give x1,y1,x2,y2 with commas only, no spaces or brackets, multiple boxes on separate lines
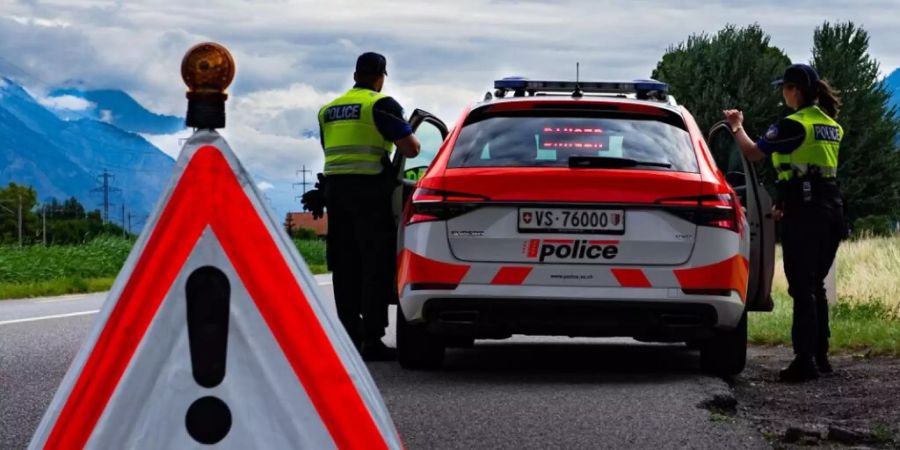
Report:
392,78,775,375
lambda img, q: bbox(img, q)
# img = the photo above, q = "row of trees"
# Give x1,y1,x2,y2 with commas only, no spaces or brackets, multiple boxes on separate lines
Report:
653,22,900,225
0,182,129,246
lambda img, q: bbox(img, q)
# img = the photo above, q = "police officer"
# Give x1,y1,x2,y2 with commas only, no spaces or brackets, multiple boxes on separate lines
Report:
316,52,420,361
724,64,845,382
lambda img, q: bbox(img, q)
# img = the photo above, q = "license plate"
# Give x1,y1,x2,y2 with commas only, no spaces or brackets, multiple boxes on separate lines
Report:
518,208,625,234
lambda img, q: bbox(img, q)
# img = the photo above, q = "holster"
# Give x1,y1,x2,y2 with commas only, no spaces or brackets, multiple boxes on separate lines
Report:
776,177,842,209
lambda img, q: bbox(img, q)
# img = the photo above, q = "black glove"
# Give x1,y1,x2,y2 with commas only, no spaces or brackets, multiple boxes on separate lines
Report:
301,173,327,220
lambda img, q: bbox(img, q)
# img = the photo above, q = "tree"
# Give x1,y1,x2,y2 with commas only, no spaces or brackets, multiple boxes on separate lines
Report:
811,22,900,221
0,182,39,245
652,24,791,135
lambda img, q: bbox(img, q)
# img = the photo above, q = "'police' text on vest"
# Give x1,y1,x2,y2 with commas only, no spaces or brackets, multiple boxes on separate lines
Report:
323,104,362,123
813,125,840,142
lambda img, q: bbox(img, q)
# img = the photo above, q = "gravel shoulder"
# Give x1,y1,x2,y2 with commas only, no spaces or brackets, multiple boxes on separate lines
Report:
735,346,900,448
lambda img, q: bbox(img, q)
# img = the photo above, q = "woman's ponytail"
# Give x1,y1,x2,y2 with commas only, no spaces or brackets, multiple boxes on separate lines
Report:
815,79,841,118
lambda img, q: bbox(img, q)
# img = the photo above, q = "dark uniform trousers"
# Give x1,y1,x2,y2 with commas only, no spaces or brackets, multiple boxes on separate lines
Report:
780,197,843,358
324,174,398,348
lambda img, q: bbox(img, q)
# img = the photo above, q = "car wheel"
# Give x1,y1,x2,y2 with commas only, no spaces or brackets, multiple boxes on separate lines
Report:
396,304,445,370
700,311,747,377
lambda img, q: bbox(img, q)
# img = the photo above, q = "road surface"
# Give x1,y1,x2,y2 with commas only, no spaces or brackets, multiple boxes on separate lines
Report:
1,274,768,449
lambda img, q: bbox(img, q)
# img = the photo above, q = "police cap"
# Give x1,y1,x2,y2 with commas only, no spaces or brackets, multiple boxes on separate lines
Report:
772,64,820,89
356,52,388,76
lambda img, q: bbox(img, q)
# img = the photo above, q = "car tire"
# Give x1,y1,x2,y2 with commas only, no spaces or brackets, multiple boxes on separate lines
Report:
397,305,445,370
700,311,747,377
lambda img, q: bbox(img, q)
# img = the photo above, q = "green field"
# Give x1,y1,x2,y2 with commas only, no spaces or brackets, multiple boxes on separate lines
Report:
0,236,328,300
750,236,900,356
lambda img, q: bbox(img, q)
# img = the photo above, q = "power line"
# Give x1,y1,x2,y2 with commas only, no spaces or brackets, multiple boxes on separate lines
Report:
91,169,120,224
293,165,313,196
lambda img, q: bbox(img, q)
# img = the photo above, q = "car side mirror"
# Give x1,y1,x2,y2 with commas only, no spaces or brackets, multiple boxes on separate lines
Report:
725,171,746,188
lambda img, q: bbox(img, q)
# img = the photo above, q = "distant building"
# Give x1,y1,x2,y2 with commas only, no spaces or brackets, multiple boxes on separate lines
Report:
285,212,328,237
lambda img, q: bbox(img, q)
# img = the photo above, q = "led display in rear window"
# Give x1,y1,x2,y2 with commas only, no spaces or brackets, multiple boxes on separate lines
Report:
448,116,698,172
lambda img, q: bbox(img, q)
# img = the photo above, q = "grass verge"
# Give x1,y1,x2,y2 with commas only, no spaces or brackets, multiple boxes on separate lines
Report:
0,277,117,300
0,238,329,300
750,291,900,357
754,236,900,356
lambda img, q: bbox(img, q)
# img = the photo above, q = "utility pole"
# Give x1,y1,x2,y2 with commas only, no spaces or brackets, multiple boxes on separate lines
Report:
121,202,127,238
293,165,313,196
17,193,22,247
91,169,119,224
42,203,47,246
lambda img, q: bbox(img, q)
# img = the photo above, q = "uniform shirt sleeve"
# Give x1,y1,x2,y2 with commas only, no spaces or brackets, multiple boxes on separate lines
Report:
372,97,413,142
756,118,805,155
317,106,325,149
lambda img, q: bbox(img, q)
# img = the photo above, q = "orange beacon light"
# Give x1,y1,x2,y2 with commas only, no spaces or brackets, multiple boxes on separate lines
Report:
182,42,234,129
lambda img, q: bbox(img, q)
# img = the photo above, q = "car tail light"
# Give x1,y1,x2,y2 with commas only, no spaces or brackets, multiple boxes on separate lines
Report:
657,194,739,232
405,188,488,225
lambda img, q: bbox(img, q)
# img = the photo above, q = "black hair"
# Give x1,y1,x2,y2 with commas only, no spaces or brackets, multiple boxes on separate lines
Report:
790,79,841,118
354,72,381,85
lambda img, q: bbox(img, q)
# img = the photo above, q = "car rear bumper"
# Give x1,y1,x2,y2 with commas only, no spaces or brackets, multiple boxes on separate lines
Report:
399,285,745,341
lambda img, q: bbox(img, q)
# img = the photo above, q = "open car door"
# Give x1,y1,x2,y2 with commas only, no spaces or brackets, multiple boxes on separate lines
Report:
708,122,775,312
391,109,449,224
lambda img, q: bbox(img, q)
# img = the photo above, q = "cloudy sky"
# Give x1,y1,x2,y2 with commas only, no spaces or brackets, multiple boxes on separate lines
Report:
2,0,899,216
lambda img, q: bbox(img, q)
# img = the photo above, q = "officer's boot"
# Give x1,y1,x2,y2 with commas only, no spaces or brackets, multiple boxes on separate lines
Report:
779,356,819,383
815,351,833,374
361,339,397,362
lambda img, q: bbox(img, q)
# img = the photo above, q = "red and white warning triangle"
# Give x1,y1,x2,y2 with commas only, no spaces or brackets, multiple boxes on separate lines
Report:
29,130,402,449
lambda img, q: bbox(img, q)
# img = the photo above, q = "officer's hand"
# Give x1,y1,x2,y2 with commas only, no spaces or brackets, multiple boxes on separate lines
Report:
301,189,326,220
771,204,784,221
722,109,744,130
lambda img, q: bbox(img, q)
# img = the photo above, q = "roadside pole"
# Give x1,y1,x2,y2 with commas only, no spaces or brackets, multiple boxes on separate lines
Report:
17,193,22,247
825,258,837,304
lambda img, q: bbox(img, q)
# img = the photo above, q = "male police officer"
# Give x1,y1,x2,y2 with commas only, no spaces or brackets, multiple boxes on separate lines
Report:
316,52,420,361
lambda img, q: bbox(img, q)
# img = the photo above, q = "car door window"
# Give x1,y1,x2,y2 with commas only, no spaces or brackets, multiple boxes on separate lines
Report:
708,121,775,312
404,120,445,181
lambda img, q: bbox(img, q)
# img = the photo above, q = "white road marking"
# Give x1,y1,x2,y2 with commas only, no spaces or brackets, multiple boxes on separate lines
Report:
0,279,334,326
0,310,101,326
36,294,89,304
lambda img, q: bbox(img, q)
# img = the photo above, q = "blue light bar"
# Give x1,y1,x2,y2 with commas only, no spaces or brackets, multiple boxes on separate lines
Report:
493,77,668,99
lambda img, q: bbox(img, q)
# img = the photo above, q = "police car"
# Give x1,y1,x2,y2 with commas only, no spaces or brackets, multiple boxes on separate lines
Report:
391,78,775,375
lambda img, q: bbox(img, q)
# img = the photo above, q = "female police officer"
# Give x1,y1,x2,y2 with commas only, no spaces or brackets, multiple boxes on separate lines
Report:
723,63,844,382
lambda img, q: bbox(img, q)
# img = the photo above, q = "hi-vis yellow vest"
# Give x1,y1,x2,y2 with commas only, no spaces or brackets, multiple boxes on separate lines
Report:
318,88,394,176
771,105,842,181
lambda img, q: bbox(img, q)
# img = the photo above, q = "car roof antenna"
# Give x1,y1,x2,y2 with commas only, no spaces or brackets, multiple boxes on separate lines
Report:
572,62,583,98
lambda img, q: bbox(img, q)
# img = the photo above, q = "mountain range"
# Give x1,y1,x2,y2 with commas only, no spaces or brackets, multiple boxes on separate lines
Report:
886,68,900,114
0,77,178,229
47,88,184,135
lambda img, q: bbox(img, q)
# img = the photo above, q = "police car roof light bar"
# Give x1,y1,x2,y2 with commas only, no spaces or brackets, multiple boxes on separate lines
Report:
493,77,669,101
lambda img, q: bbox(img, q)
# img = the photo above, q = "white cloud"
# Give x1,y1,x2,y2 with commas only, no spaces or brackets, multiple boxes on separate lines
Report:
38,94,94,111
140,129,193,158
4,15,70,28
257,181,274,191
3,0,900,214
98,109,113,123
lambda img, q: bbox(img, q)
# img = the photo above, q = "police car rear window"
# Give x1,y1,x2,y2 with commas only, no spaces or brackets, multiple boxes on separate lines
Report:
448,112,698,172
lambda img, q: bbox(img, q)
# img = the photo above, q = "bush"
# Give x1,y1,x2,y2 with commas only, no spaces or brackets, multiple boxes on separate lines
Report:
291,227,319,240
852,215,897,238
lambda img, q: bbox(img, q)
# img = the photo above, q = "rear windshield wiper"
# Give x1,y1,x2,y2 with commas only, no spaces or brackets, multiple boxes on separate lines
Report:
569,156,672,169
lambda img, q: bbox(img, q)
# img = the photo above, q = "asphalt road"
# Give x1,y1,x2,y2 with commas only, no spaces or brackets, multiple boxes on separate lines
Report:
1,275,769,449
